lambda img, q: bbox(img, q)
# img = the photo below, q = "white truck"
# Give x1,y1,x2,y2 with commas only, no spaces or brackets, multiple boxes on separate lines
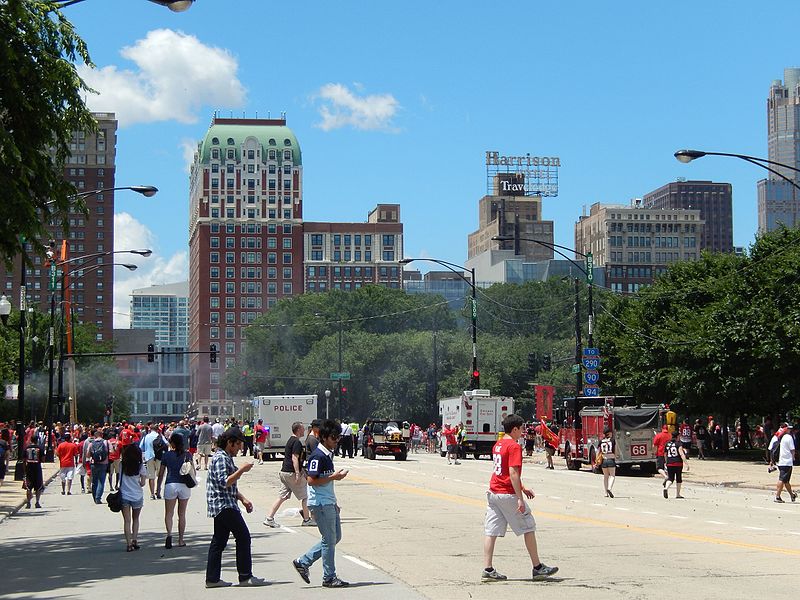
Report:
254,394,317,459
438,389,515,459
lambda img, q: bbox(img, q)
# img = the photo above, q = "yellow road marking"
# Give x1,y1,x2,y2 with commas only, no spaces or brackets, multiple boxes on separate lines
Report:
348,474,800,557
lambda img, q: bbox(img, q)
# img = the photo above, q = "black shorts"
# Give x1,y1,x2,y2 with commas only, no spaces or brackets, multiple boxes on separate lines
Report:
525,440,535,451
681,441,692,450
25,463,44,491
545,445,555,456
656,456,666,471
666,465,682,483
779,465,793,483
447,444,457,454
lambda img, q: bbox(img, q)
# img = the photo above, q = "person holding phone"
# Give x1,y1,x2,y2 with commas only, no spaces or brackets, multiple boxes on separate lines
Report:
204,429,267,588
292,419,351,588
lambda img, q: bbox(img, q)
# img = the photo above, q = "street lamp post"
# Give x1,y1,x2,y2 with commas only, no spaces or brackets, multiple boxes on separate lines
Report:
54,0,195,11
492,235,595,396
324,389,331,420
0,277,28,479
399,257,479,390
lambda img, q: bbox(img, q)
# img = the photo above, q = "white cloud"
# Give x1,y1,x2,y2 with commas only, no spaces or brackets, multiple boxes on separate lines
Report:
78,29,246,127
113,212,188,328
314,83,400,132
180,138,198,174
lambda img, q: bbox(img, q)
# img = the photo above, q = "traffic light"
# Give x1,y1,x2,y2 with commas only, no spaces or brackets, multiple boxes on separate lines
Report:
147,343,155,363
210,344,217,363
470,369,480,389
527,352,539,377
542,354,552,371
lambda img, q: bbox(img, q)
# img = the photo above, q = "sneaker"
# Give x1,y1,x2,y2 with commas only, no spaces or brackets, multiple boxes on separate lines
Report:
322,577,350,588
481,568,507,582
150,494,156,500
662,479,667,488
775,496,785,503
675,495,685,499
663,489,668,499
155,492,162,500
263,517,280,528
792,492,798,503
606,490,614,499
205,580,233,589
454,460,461,465
292,559,310,584
25,501,31,509
61,490,65,495
301,518,317,527
532,563,559,579
165,535,172,549
238,576,269,587
35,503,41,509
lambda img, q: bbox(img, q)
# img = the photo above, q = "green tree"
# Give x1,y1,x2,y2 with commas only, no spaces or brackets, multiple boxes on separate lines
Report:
0,0,96,262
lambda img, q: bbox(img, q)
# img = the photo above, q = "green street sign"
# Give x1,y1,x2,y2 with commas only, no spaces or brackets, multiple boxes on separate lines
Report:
586,252,594,283
48,264,57,291
471,297,477,319
330,372,351,380
571,364,581,374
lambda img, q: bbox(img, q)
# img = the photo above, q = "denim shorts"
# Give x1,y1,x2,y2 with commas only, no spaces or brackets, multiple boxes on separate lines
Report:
122,497,144,510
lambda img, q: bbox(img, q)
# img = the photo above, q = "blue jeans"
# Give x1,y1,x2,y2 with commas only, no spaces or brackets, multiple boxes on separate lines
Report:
297,504,341,581
91,463,108,503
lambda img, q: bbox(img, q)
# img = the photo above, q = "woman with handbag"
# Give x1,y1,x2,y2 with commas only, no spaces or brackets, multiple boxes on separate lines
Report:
119,444,146,552
158,432,195,549
599,428,617,498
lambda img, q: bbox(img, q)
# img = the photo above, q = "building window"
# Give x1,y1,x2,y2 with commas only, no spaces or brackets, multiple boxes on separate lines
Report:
311,234,323,246
283,267,292,279
283,283,292,294
282,238,292,249
282,252,292,264
210,237,219,248
311,250,323,261
210,252,219,263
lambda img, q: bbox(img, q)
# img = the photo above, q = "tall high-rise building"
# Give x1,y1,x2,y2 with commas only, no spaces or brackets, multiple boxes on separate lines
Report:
0,112,117,342
758,68,800,233
188,116,304,418
130,281,189,347
642,180,732,253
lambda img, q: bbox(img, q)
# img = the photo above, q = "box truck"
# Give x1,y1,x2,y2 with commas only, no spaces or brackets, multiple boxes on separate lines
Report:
438,389,514,459
254,394,317,458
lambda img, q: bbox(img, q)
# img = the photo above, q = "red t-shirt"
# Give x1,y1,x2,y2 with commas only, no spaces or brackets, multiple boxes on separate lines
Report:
56,441,79,468
108,438,121,461
444,427,457,446
255,425,268,443
490,437,523,495
652,431,671,456
119,428,132,447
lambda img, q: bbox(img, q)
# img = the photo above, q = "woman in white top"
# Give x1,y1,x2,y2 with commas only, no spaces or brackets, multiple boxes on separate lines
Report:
119,444,146,552
599,428,617,498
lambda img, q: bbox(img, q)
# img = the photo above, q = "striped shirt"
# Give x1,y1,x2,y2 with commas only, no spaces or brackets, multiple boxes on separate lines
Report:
206,449,239,517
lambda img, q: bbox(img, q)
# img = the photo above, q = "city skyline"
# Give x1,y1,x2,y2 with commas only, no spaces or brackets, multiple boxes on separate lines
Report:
59,1,800,327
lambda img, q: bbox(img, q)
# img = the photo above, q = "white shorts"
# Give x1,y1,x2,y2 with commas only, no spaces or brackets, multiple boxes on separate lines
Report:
484,492,536,537
198,443,213,456
145,458,160,480
278,470,308,501
255,441,265,452
163,482,191,500
59,467,74,481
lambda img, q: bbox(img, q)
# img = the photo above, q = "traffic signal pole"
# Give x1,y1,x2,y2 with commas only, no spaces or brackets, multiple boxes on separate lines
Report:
574,277,582,396
470,267,478,389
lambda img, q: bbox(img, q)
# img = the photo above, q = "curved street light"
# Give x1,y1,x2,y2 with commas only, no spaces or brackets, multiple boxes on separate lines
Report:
491,234,594,396
55,0,194,11
399,257,480,390
674,149,800,193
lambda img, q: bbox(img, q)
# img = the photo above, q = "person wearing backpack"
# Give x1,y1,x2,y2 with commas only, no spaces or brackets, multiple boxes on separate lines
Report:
141,423,167,500
89,428,110,505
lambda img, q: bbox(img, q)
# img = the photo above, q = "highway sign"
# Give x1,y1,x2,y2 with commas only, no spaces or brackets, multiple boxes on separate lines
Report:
582,385,600,397
330,372,351,380
582,358,600,369
584,370,600,384
571,364,581,374
582,347,600,356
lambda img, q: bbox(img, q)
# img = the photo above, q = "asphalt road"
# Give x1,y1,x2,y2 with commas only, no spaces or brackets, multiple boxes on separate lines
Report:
2,451,797,600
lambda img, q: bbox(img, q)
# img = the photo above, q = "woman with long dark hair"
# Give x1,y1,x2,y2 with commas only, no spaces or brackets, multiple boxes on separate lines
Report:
119,444,146,552
158,432,193,549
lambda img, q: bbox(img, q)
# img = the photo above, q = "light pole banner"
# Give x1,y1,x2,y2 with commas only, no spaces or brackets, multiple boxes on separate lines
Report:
5,384,18,400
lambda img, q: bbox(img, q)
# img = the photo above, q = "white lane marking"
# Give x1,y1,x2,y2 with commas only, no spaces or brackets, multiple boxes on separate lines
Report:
452,479,464,483
343,555,376,570
744,526,767,531
666,515,688,519
570,499,582,503
591,503,605,507
788,531,800,536
549,496,562,500
706,520,727,525
641,511,659,515
280,526,298,534
751,505,793,514
380,465,410,472
613,507,630,511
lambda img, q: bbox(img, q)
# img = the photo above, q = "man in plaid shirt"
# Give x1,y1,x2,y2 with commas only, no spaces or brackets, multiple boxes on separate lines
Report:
205,429,267,588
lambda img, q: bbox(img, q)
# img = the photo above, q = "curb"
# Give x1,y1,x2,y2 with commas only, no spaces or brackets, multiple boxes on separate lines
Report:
0,465,60,526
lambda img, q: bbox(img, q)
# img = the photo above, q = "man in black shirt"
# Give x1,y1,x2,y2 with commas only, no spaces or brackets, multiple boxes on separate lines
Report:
262,422,315,528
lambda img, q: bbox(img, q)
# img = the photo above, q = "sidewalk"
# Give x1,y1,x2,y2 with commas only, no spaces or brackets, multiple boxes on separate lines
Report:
0,467,426,600
0,460,59,523
525,450,779,490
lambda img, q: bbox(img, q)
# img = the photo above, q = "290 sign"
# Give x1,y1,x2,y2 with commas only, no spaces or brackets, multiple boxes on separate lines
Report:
630,443,648,457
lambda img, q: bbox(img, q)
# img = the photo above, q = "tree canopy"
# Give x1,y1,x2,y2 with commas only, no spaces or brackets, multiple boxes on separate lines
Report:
0,0,96,263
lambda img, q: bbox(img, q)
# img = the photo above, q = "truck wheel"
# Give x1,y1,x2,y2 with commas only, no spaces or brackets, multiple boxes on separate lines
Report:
395,450,407,461
564,444,581,471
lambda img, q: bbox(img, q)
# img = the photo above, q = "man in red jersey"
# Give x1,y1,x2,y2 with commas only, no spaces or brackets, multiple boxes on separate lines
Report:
652,425,671,484
482,414,558,583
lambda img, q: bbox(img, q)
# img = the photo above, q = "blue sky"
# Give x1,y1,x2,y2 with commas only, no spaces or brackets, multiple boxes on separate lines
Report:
64,1,799,325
